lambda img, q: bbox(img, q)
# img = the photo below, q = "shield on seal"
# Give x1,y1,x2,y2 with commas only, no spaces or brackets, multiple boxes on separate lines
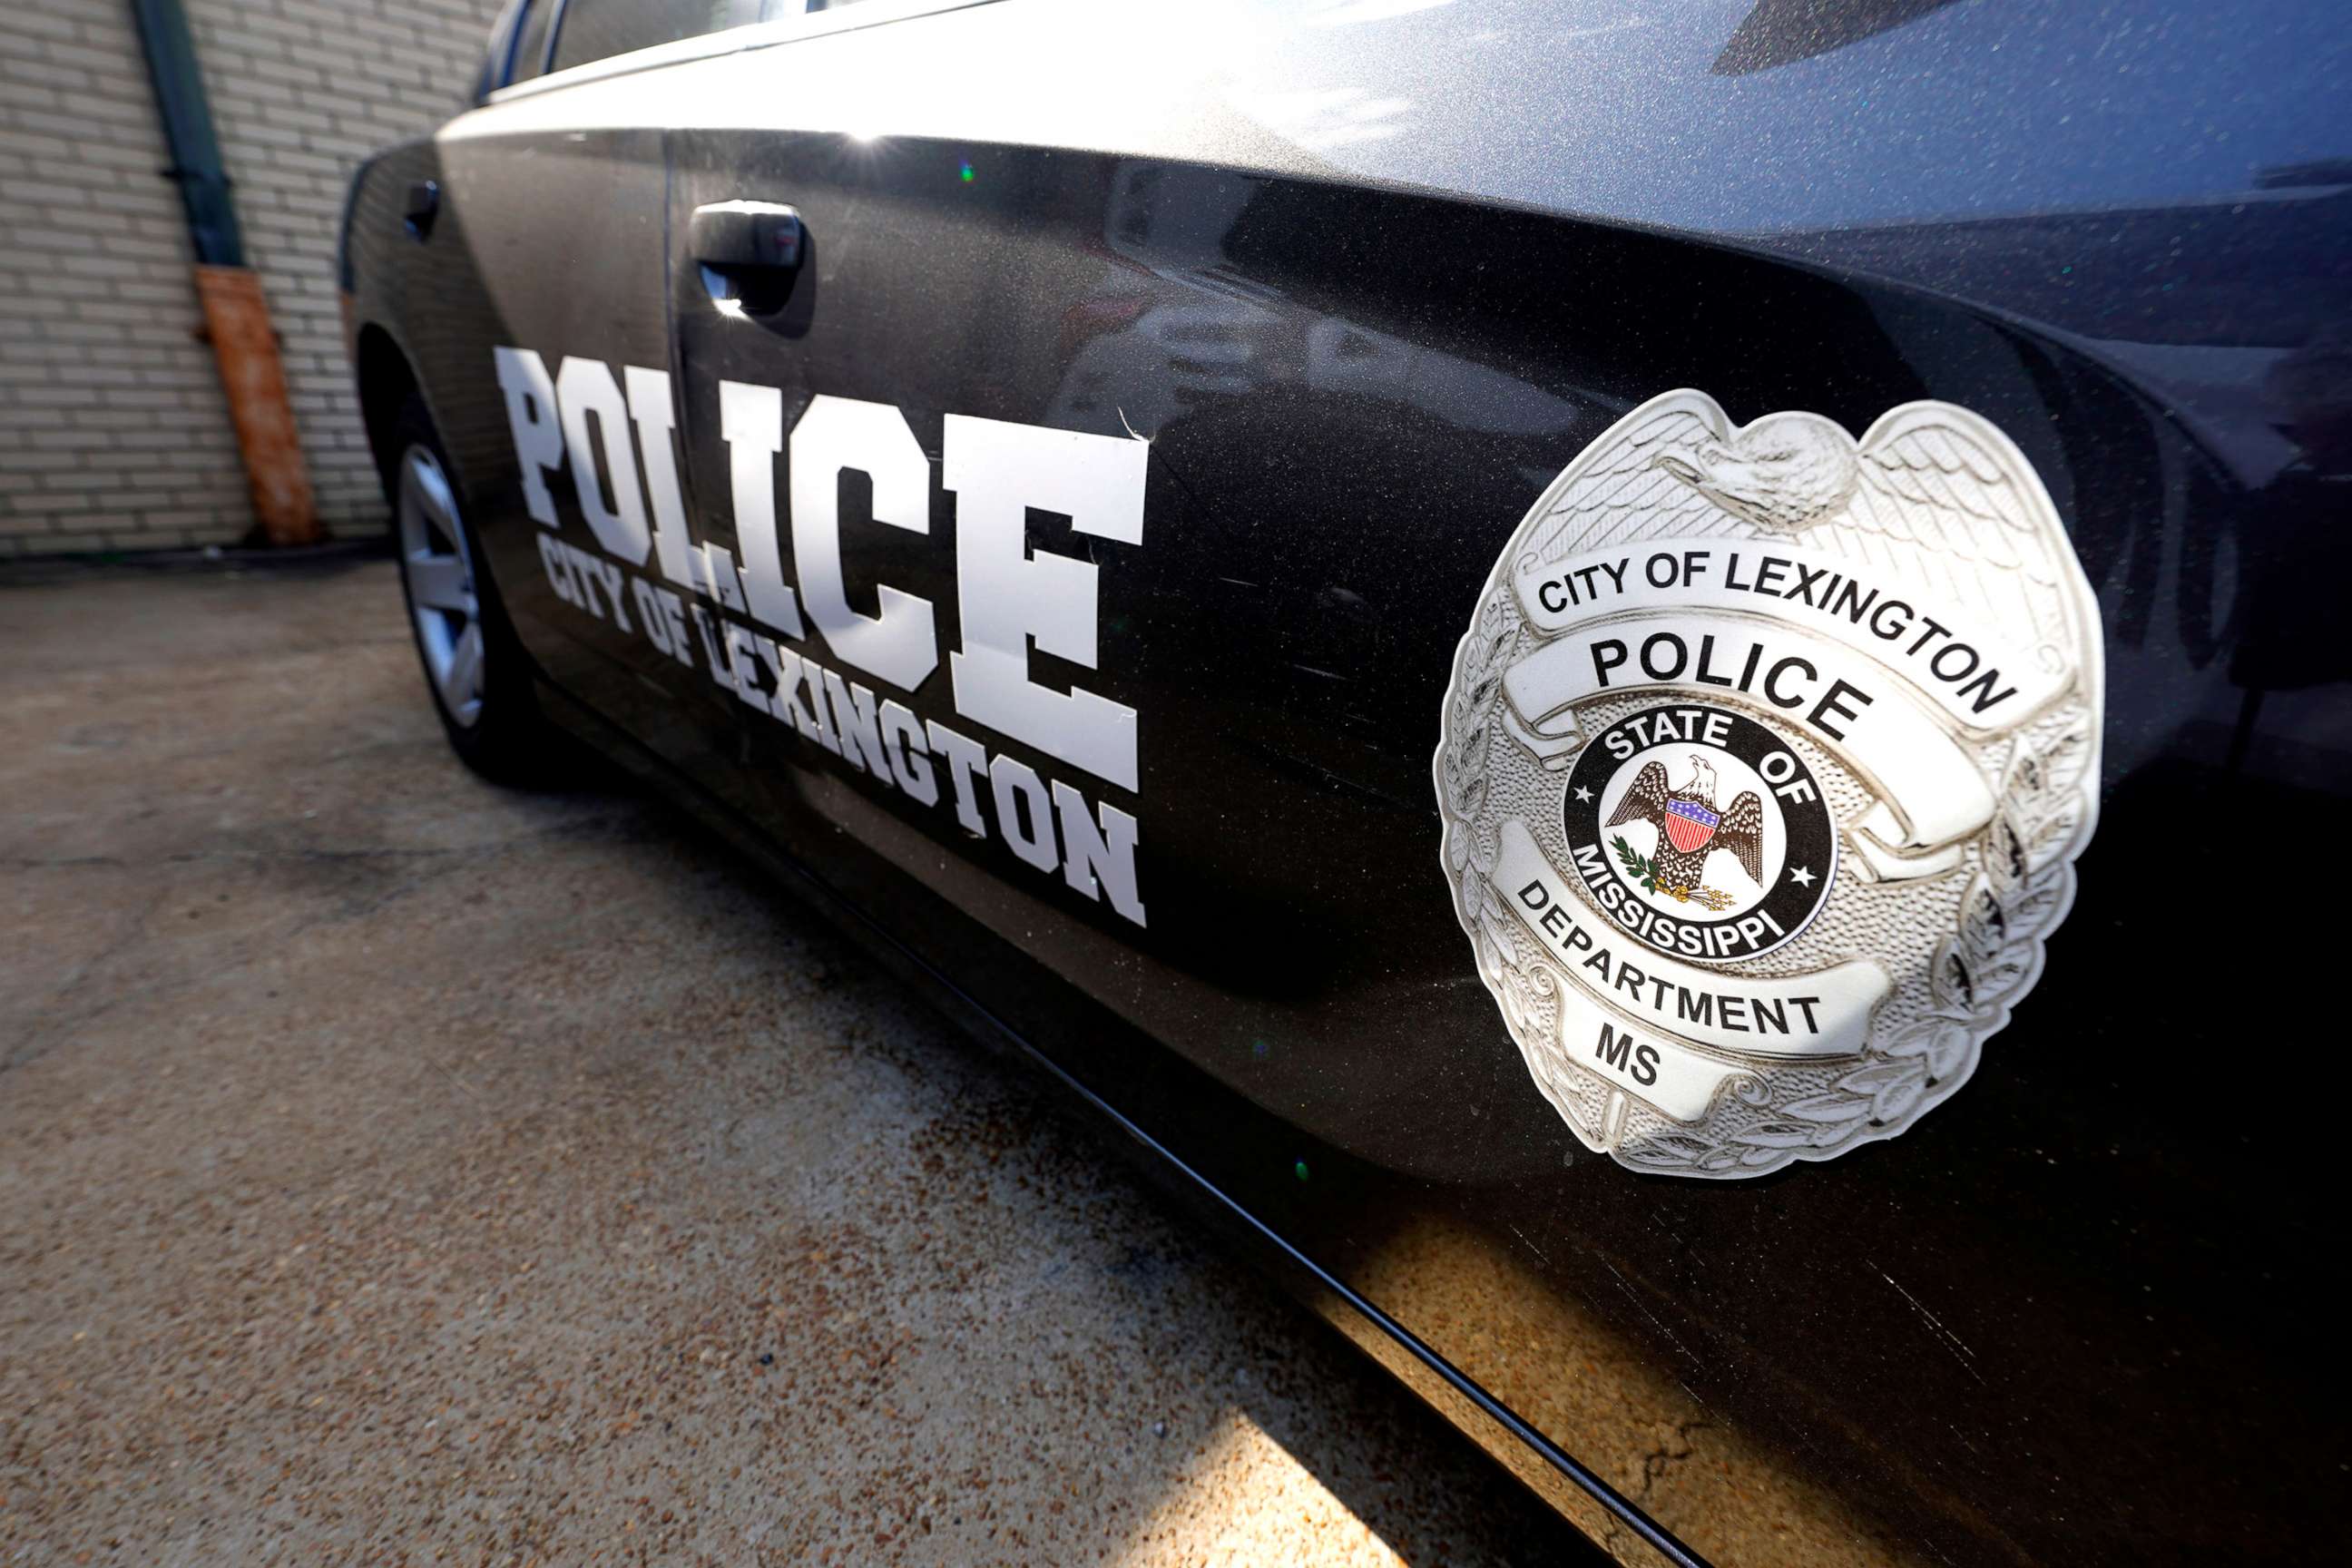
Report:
1663,798,1720,855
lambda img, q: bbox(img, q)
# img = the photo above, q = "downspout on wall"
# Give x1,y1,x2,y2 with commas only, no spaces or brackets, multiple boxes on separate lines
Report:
129,0,319,547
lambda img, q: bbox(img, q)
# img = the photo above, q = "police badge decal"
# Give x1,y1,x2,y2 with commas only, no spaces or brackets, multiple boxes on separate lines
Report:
1435,391,2103,1177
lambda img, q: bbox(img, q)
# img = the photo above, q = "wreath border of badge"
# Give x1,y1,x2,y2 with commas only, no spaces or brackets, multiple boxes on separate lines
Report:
1434,389,2104,1178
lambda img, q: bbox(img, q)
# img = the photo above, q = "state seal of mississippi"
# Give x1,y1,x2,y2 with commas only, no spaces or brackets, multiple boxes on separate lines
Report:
1433,390,2104,1177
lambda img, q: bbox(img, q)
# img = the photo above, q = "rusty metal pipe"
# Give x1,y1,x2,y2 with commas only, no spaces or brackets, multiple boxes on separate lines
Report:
130,0,318,547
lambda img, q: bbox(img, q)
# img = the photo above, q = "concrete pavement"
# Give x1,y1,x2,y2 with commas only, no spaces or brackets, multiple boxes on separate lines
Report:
0,556,1587,1566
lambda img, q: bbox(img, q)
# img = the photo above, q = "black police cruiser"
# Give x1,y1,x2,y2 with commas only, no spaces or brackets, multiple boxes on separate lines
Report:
339,3,2352,1561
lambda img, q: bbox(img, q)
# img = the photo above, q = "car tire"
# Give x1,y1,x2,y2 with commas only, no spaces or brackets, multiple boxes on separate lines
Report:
387,390,559,786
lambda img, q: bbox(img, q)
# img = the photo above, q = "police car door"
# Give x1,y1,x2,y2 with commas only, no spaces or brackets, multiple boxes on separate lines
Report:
439,0,765,803
658,5,1157,957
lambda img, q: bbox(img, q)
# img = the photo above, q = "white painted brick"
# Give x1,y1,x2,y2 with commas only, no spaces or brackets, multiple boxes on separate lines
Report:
0,130,75,160
0,14,81,44
2,0,505,555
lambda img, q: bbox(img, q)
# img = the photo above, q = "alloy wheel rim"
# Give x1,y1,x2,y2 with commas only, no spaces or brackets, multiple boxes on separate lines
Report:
397,444,485,729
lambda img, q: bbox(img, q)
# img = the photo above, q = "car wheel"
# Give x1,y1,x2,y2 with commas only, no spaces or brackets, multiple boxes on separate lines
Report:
388,392,556,785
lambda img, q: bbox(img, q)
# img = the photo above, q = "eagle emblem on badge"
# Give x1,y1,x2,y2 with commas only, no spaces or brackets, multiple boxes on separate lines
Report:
1612,758,1761,886
1435,390,2103,1178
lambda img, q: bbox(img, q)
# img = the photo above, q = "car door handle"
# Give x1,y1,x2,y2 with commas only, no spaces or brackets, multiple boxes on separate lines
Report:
691,201,803,273
404,180,439,241
691,201,804,315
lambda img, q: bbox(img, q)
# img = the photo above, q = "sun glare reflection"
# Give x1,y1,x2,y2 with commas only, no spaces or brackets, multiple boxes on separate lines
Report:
1110,1409,1408,1566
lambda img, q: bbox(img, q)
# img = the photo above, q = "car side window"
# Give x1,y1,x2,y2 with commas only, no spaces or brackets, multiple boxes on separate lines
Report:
546,0,767,74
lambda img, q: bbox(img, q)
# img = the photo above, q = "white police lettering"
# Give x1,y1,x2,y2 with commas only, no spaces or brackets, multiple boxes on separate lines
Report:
717,378,805,638
945,414,1147,794
492,347,562,527
492,347,1149,929
791,395,936,692
622,365,696,591
554,356,650,565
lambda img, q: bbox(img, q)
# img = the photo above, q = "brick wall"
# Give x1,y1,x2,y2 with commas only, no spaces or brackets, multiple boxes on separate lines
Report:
0,0,507,556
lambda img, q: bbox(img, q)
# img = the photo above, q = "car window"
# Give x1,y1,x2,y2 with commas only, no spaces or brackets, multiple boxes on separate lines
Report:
546,0,768,74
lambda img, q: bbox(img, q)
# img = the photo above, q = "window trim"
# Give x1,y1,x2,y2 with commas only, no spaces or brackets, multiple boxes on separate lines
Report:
536,0,573,80
486,0,566,93
485,0,996,104
473,0,527,99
